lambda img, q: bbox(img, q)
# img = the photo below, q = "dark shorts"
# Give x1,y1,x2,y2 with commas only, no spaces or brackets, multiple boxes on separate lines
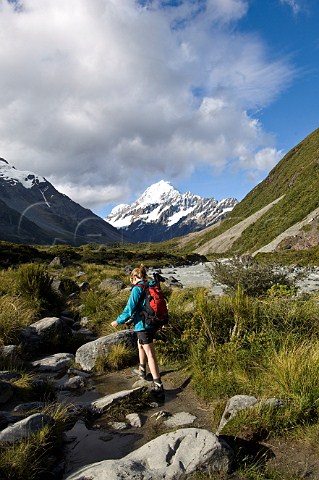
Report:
137,329,155,345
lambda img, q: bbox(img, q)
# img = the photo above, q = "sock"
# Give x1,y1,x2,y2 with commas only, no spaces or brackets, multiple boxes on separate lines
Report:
139,364,146,372
153,377,162,386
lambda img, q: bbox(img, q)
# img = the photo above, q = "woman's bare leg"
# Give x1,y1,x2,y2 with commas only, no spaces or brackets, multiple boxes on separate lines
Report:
142,342,160,380
138,340,147,365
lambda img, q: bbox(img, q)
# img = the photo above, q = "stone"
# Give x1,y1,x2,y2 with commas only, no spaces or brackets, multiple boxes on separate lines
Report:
163,412,196,428
59,376,87,391
99,278,126,292
13,402,45,414
0,345,19,359
0,413,54,443
0,371,22,381
0,411,24,429
89,387,145,415
0,380,14,404
109,421,128,431
126,413,143,428
75,330,137,372
217,395,258,434
20,316,72,353
64,428,233,480
29,353,75,372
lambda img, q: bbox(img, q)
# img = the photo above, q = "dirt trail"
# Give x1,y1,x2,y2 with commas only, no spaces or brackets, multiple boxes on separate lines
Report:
62,366,213,476
62,366,319,479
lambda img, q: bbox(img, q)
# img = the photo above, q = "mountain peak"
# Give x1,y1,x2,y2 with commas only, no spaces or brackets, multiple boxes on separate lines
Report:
106,180,238,242
136,180,177,206
0,159,47,190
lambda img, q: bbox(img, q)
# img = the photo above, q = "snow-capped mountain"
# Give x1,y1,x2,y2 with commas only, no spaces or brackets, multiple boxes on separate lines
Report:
105,180,238,243
0,158,125,246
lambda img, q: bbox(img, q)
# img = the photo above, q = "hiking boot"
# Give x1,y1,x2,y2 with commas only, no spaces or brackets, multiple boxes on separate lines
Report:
132,366,146,380
150,381,165,399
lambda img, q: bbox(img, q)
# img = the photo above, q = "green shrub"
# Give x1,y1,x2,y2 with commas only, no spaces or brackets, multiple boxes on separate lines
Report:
267,283,297,297
210,257,295,297
16,263,62,312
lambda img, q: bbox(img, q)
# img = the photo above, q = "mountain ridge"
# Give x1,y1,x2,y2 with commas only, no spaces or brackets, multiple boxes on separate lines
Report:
105,180,238,243
177,128,319,256
0,158,126,246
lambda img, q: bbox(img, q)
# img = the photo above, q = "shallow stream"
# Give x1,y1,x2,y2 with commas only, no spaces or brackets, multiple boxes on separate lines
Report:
60,367,209,477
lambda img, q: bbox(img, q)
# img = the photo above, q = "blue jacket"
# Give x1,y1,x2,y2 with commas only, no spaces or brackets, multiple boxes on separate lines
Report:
115,280,155,332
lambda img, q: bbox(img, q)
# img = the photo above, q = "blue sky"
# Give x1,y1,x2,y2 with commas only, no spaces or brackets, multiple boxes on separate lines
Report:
0,0,318,217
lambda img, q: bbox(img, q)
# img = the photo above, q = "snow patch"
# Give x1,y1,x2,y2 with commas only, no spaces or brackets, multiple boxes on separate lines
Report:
0,161,46,190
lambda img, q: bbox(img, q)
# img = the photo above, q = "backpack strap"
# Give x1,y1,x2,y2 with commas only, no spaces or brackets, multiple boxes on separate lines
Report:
133,281,147,315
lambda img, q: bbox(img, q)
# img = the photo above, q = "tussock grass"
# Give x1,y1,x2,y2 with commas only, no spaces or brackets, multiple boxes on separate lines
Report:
0,402,70,480
95,343,137,373
80,288,129,336
0,294,37,344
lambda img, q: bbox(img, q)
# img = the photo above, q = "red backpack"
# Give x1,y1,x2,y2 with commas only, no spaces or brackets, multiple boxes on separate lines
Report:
136,275,169,329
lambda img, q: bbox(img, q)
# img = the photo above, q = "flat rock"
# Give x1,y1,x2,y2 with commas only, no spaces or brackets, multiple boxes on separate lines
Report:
64,427,233,480
29,353,75,372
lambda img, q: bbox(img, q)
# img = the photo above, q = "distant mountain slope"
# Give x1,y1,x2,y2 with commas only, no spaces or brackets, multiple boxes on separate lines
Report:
105,180,238,243
179,128,319,256
0,158,126,246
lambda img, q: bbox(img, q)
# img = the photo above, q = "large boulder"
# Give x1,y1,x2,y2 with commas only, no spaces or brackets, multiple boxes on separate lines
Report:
0,413,53,443
20,316,73,353
64,428,233,480
75,330,137,372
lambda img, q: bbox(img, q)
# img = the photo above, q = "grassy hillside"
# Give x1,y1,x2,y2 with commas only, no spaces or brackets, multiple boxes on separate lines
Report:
182,128,319,255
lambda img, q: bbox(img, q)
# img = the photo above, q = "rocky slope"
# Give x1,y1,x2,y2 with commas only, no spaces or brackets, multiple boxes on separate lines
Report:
106,180,237,243
178,128,319,256
0,158,125,246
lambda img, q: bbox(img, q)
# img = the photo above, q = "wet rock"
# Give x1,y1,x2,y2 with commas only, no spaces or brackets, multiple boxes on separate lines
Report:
59,375,87,391
75,330,137,372
126,413,143,428
109,421,128,431
0,371,22,381
68,368,92,378
64,427,233,480
13,402,45,414
89,387,145,415
0,413,54,443
0,411,24,429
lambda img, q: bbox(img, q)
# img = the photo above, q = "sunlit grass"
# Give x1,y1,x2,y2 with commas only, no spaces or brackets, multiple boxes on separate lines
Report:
0,294,37,344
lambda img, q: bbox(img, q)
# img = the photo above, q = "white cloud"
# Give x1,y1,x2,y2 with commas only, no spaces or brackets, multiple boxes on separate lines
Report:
0,0,294,209
279,0,301,15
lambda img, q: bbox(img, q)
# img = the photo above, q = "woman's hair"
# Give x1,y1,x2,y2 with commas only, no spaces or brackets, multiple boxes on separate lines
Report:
130,264,147,282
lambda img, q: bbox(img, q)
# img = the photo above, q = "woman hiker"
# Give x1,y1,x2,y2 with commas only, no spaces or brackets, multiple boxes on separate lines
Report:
110,264,164,398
